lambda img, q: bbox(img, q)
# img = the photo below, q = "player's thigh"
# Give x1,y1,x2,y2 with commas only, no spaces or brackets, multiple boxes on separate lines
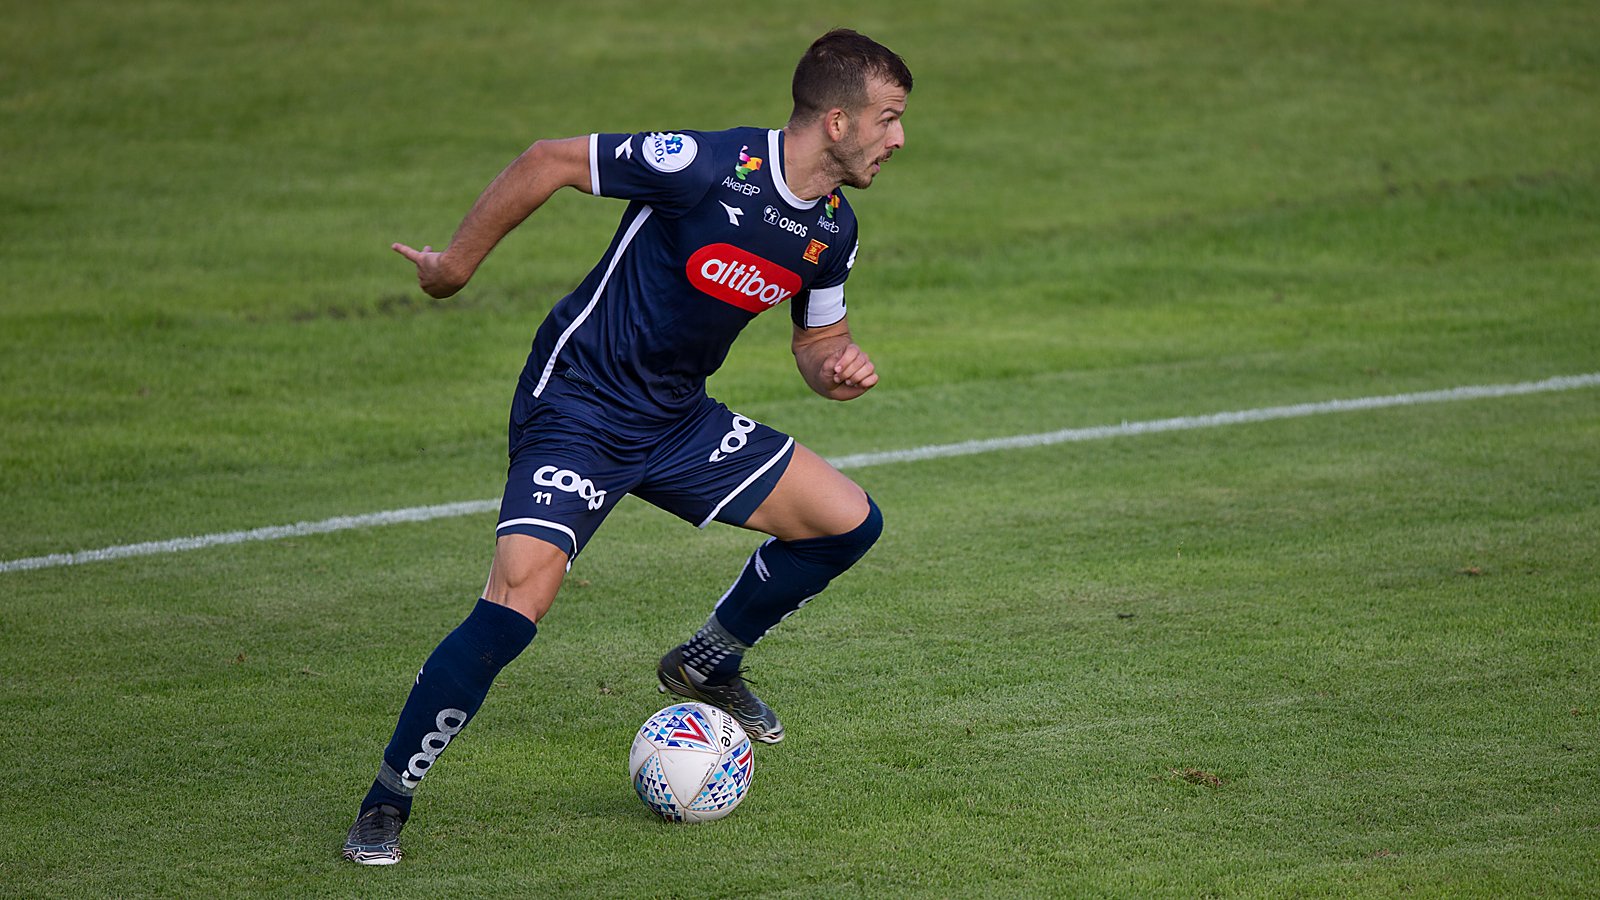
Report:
483,533,569,623
498,405,635,559
493,402,641,618
740,443,869,541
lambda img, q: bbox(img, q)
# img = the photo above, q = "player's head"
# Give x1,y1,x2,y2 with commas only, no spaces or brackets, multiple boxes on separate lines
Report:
790,29,913,126
790,29,912,189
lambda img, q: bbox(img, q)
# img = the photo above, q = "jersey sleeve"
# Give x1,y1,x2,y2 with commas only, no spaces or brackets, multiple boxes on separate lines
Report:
588,131,715,217
790,222,858,329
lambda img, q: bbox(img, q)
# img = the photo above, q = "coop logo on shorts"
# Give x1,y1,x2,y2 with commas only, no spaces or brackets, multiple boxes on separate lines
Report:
709,414,757,462
642,132,697,173
533,465,608,510
687,243,801,314
403,707,468,788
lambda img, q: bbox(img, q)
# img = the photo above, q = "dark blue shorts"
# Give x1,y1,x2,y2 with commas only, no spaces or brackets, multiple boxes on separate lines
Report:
496,395,795,561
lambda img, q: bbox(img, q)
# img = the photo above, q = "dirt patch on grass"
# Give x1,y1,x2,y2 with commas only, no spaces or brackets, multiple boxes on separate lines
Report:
1171,768,1224,788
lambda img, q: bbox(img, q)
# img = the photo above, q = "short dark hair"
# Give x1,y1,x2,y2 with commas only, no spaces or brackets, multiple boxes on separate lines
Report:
790,29,913,124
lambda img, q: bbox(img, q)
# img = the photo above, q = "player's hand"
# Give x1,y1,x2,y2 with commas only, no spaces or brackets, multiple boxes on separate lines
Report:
392,242,469,298
820,342,878,400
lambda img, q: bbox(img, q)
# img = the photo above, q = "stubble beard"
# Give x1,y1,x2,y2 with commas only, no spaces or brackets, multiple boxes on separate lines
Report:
827,137,877,190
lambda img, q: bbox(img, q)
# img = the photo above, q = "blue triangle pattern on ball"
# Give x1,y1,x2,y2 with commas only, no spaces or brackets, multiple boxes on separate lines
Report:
633,753,685,821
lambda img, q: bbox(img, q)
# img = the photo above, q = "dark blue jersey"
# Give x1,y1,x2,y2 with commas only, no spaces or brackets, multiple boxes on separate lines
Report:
513,127,859,435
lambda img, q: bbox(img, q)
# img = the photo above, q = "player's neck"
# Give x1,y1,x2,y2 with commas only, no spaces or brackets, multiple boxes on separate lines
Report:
778,124,841,202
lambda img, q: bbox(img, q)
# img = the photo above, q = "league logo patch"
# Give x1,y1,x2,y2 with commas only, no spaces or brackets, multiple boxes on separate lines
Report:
642,132,697,173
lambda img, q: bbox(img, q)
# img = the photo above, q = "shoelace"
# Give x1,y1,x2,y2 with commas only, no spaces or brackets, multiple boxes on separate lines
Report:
352,807,402,844
704,667,757,689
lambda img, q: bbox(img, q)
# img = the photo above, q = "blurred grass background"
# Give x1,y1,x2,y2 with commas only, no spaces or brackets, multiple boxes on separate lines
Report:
1,1,1597,895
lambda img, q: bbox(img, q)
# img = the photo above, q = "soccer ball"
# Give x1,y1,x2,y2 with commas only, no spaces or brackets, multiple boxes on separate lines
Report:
629,702,754,822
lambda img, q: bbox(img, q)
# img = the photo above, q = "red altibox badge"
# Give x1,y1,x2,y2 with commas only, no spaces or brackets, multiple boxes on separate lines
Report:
687,243,801,313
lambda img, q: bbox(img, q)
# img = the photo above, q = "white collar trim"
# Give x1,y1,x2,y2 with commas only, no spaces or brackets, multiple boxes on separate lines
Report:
767,129,819,209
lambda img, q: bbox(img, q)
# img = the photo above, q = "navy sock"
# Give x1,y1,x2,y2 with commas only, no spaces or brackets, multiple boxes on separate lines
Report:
360,599,537,818
702,497,883,670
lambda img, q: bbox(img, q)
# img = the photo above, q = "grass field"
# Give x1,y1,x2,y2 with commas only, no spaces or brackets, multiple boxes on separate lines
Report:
3,0,1598,896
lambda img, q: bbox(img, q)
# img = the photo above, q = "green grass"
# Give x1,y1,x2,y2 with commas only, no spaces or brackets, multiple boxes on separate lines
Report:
2,0,1598,896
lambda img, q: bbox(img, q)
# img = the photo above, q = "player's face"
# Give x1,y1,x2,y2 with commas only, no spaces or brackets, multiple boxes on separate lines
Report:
835,76,907,189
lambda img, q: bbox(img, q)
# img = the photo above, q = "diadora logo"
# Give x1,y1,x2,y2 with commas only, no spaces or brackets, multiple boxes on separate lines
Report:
734,145,763,180
709,414,757,462
719,201,744,226
686,243,801,314
533,465,607,510
761,205,808,237
403,708,468,787
642,132,697,173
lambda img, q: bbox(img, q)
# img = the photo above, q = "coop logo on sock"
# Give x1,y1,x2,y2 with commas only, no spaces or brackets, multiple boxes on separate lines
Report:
642,132,697,173
687,243,801,314
533,465,608,510
403,708,468,787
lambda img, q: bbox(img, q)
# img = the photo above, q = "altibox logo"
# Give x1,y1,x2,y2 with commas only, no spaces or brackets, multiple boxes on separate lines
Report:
686,243,801,314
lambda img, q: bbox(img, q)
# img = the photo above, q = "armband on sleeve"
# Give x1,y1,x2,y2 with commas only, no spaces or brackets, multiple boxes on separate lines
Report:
791,284,847,329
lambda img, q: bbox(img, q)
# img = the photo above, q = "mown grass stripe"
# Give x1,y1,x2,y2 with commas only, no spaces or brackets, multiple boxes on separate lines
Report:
4,373,1595,574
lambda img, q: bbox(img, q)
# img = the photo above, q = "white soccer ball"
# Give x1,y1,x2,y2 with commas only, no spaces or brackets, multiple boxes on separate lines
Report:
629,702,754,822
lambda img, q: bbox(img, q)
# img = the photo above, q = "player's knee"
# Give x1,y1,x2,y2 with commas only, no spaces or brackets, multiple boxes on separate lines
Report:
797,494,882,571
850,495,883,556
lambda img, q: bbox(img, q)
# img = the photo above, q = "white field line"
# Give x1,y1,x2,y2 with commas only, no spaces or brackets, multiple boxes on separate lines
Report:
4,373,1597,575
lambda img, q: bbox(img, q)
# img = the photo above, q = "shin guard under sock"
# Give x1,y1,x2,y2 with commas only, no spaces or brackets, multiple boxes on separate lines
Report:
703,496,883,670
360,599,536,817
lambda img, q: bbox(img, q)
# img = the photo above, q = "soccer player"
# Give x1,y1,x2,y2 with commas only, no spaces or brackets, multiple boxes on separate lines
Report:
343,28,911,864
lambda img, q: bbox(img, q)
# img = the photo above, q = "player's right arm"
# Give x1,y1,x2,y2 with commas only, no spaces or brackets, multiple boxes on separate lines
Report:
393,137,592,299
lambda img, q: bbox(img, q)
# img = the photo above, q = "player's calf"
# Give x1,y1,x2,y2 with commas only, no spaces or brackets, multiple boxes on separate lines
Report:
345,599,537,863
712,495,883,650
661,497,882,739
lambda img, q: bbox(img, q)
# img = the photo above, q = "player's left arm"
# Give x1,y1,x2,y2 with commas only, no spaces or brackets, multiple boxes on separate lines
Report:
792,316,877,401
393,136,593,299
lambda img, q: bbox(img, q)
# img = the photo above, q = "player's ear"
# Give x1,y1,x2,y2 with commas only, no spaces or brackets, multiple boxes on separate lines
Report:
825,107,850,142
